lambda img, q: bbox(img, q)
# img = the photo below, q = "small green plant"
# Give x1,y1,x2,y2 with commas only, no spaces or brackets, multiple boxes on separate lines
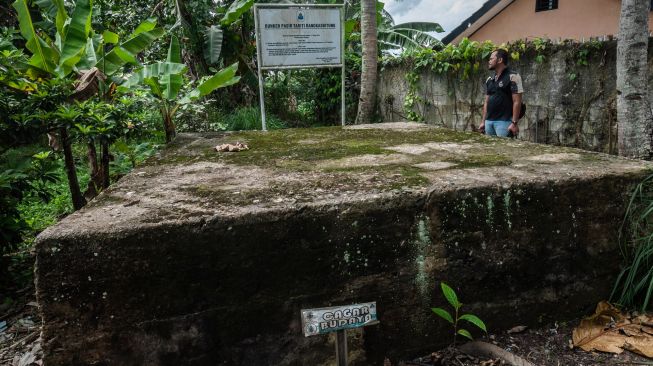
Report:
431,282,487,344
611,173,653,311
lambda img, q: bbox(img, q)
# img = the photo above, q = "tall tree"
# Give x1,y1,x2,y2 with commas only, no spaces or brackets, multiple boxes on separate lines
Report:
617,0,652,159
355,0,377,124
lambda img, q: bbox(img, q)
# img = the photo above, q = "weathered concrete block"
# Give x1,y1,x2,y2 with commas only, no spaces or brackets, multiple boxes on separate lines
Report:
36,123,653,365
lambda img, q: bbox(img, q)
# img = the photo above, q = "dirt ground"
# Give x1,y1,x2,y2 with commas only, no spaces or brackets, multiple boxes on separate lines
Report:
2,296,652,366
402,322,652,366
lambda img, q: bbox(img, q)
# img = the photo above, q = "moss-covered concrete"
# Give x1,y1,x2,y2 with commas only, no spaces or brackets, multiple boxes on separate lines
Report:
35,123,653,365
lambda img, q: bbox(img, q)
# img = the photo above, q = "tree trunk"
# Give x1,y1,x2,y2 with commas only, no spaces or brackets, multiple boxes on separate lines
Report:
84,140,100,200
162,106,176,143
60,128,86,210
355,0,378,124
101,139,110,189
617,0,652,159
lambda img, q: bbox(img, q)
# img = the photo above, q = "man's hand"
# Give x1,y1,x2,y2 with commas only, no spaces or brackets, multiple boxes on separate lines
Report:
478,122,485,134
508,121,519,137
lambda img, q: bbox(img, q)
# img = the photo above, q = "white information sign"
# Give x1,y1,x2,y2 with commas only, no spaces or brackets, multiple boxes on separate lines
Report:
256,6,342,68
301,302,378,337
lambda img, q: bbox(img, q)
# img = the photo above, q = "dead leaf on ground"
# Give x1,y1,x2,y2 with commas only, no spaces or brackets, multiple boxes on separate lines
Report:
215,142,249,152
572,301,653,358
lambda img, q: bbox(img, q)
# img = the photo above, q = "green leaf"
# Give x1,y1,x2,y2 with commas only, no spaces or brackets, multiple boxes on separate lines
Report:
164,36,183,100
13,0,57,73
457,328,473,340
77,36,97,69
459,314,487,332
113,46,139,65
59,0,92,72
133,18,157,35
203,25,223,65
122,62,187,89
34,0,68,37
194,62,240,97
392,22,444,33
167,35,181,63
220,0,254,26
345,19,357,38
431,307,453,324
97,26,164,75
441,282,461,310
102,30,119,44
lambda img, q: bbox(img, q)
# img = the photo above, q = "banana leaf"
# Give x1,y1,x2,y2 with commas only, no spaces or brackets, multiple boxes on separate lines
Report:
13,0,57,74
164,36,183,100
58,0,92,76
203,25,223,65
122,62,187,89
96,20,164,75
182,62,240,103
34,0,67,37
220,0,254,26
392,22,444,33
102,31,119,44
133,18,158,35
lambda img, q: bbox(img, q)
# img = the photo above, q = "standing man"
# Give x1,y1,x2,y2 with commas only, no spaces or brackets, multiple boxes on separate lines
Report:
479,49,524,137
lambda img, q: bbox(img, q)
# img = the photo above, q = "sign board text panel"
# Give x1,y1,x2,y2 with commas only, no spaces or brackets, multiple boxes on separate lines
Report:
258,7,342,68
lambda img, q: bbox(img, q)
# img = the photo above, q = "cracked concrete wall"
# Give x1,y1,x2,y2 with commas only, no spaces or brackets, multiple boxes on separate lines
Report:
378,41,653,153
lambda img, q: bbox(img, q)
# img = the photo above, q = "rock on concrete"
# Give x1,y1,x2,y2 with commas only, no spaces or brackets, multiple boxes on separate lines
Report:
35,123,653,365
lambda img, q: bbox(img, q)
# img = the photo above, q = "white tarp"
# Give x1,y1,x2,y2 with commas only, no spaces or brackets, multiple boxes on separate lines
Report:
257,6,342,68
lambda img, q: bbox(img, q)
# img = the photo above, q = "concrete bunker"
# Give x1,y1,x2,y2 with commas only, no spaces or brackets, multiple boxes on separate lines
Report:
35,122,653,365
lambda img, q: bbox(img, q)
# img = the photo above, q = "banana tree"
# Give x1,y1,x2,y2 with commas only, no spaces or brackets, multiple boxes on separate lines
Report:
342,0,443,54
378,22,444,54
13,0,164,79
122,36,241,142
12,0,165,209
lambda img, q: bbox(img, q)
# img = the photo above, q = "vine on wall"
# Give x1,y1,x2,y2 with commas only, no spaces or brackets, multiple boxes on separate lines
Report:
383,37,605,123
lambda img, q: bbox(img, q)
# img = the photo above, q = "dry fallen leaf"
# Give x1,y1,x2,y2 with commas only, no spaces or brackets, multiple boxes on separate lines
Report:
572,301,653,358
507,325,528,334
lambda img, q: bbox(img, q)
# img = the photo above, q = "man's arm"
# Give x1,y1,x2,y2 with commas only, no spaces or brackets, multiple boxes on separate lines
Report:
509,93,522,135
479,95,489,133
508,72,524,136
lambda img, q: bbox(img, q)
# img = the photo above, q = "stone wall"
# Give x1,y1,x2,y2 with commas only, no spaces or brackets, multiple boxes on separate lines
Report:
377,41,653,153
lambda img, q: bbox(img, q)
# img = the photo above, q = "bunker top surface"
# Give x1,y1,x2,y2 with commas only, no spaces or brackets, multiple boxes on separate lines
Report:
39,122,653,239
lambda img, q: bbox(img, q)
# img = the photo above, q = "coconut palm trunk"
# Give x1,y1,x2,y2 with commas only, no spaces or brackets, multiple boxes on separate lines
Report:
617,0,652,159
355,0,378,124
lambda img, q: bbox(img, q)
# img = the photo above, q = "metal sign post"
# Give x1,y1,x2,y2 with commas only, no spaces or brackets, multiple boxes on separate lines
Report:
254,4,346,131
301,302,379,365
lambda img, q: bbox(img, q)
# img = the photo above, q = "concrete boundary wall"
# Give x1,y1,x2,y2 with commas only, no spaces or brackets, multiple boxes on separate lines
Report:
377,40,653,154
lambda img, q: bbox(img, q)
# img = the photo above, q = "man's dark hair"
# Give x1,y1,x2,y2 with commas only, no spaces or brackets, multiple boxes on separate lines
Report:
493,49,509,66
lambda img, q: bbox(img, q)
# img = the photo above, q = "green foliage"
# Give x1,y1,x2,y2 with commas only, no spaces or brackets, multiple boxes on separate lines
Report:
222,106,286,131
403,71,424,122
612,174,653,311
432,282,487,344
220,0,254,26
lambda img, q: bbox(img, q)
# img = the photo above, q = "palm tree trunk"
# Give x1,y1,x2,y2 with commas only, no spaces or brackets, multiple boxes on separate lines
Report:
355,0,378,124
61,128,86,210
617,0,652,159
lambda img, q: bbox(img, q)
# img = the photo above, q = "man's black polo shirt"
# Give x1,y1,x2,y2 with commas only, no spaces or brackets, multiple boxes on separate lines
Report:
485,68,524,121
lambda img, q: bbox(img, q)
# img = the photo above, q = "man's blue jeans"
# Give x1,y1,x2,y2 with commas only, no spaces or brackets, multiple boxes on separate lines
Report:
485,120,512,137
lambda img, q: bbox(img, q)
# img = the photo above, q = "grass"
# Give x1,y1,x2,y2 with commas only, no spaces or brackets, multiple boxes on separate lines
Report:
611,173,653,311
